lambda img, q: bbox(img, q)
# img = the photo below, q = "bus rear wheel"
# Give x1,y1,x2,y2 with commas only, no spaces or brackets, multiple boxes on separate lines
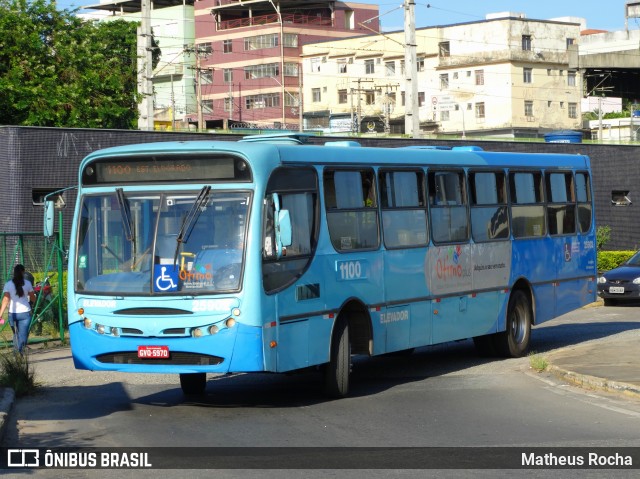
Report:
495,290,531,358
180,373,207,396
323,317,351,398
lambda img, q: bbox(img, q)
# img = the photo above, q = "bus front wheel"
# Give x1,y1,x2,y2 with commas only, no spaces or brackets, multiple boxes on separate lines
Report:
495,290,531,358
323,317,351,398
180,373,207,396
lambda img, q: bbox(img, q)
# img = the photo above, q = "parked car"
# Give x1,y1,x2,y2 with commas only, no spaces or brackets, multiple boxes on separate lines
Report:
597,251,640,305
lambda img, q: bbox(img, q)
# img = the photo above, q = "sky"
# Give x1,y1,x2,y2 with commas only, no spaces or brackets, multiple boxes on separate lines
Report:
54,0,636,33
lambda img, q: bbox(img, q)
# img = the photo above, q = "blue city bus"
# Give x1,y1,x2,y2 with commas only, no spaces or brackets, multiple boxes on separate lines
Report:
66,134,596,397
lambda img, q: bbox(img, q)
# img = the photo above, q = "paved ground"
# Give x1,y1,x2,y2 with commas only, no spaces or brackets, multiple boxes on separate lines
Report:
1,301,639,443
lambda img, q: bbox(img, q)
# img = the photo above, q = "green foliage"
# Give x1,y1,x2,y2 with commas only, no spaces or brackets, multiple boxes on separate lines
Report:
0,0,159,129
597,251,636,272
596,225,611,251
528,352,548,372
0,352,38,397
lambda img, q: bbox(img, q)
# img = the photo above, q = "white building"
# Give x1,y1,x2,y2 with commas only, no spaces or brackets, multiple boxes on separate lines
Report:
302,13,584,137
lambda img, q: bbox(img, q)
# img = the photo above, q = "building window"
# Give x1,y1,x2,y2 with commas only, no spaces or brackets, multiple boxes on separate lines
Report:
338,58,347,74
439,41,450,57
568,102,577,119
284,92,299,107
196,42,212,56
560,102,564,109
523,67,532,83
365,90,375,105
440,73,449,89
418,92,425,107
312,88,321,102
224,97,233,112
566,37,575,48
311,57,321,72
524,100,534,117
223,39,232,54
612,190,632,206
365,59,375,74
547,68,552,76
201,99,213,114
522,35,532,51
284,63,298,77
200,69,213,85
245,93,279,110
417,57,425,72
283,33,298,47
401,92,405,106
400,60,405,75
453,72,458,79
441,110,450,121
338,89,348,104
385,61,395,77
244,34,278,51
223,68,233,83
475,69,484,86
475,102,485,119
559,69,564,76
568,71,576,86
244,63,279,80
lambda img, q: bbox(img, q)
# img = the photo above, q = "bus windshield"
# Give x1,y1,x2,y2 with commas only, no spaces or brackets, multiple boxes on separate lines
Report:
75,190,251,295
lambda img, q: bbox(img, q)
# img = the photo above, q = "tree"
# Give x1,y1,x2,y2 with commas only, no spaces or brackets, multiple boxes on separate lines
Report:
0,0,159,129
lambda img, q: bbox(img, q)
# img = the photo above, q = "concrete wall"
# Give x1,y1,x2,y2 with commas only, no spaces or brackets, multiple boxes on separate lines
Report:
1,126,638,251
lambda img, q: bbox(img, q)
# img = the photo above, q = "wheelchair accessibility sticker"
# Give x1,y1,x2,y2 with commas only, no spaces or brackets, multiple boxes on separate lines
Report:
154,265,179,292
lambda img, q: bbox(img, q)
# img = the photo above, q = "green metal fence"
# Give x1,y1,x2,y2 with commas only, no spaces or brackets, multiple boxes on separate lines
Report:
0,230,66,348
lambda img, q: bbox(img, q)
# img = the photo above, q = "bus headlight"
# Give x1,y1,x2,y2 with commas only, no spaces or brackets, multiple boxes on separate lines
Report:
192,328,203,338
208,325,219,335
83,318,92,329
226,318,236,328
96,324,105,335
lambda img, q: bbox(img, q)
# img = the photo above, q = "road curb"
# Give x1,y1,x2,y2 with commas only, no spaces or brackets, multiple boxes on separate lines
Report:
0,387,16,443
548,365,640,400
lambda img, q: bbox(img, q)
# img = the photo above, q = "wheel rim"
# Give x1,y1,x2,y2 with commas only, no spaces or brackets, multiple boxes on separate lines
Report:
510,301,527,345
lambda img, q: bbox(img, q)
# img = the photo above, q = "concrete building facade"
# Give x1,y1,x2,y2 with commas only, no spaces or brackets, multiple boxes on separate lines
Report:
192,0,379,131
302,14,584,137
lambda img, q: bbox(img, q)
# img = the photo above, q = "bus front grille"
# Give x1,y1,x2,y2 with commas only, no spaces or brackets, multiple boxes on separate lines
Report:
96,352,224,366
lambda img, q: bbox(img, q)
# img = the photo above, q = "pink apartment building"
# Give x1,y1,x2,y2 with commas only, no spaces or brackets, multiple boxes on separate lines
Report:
192,0,379,130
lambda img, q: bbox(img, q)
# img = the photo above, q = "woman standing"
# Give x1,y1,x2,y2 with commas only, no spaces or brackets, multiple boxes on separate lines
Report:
0,264,36,354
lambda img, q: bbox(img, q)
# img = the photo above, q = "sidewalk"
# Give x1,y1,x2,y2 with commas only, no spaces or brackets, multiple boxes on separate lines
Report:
1,310,639,443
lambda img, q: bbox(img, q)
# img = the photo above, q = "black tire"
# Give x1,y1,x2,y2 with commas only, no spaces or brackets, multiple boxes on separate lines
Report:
603,298,617,307
473,334,497,357
494,290,532,358
323,317,351,398
180,373,207,396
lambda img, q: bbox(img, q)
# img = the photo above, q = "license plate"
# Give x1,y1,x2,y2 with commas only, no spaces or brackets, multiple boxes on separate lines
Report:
137,345,169,359
609,286,625,294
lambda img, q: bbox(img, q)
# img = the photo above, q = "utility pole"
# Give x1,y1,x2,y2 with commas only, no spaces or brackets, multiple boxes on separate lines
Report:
383,84,399,134
350,78,374,134
404,0,419,137
137,0,154,130
196,51,203,131
598,96,603,142
170,74,176,131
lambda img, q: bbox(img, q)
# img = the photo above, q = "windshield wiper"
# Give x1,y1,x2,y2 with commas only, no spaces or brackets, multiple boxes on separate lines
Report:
116,188,134,242
173,186,211,266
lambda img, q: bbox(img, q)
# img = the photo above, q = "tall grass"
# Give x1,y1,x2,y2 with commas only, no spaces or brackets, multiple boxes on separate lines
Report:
0,352,38,397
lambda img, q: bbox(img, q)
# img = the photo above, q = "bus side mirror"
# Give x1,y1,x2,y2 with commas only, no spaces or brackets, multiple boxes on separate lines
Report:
275,209,292,259
44,200,55,237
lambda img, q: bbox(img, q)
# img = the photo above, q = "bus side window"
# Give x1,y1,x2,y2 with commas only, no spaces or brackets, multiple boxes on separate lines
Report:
575,172,592,233
324,169,380,251
428,170,469,244
510,171,546,238
379,170,428,248
546,172,576,236
469,171,509,242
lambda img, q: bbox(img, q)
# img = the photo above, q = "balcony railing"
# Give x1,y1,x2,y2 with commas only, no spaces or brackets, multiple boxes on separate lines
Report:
218,12,332,31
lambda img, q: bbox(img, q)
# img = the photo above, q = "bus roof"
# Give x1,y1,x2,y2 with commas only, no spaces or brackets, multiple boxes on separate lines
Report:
79,138,591,172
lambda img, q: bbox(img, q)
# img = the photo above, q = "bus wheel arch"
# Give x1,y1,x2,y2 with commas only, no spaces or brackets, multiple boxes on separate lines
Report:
495,282,533,358
323,299,372,398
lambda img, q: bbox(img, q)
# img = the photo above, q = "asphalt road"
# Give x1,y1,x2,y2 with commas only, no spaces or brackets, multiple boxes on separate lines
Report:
2,304,640,478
